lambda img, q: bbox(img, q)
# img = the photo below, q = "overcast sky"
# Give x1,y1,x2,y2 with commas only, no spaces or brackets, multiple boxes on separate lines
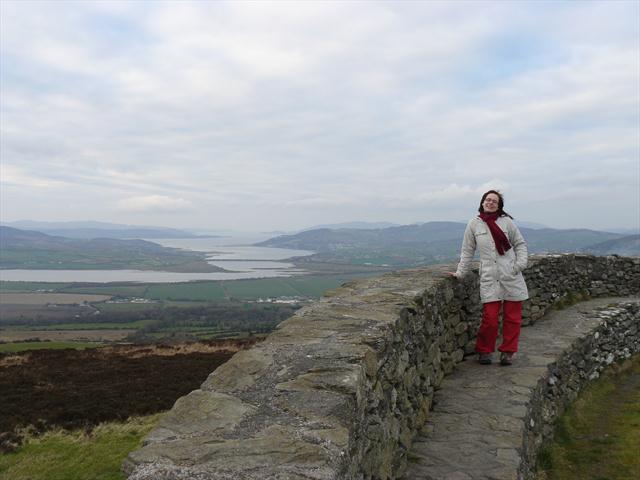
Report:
1,0,638,233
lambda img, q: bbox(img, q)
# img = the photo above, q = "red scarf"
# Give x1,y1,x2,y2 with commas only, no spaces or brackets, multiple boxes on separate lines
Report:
479,212,511,255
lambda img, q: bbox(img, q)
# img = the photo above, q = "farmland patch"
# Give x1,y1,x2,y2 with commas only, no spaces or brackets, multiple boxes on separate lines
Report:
0,293,111,305
0,329,134,343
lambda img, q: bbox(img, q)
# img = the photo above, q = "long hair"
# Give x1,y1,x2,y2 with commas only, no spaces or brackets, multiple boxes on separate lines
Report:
478,190,513,218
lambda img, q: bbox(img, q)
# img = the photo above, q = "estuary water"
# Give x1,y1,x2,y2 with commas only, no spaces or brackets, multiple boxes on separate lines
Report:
0,234,315,283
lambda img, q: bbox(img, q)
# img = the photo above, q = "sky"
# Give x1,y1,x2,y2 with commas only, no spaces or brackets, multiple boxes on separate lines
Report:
1,0,639,233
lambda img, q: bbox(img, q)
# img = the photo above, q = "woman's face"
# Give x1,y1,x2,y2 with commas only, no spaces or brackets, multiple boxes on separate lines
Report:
482,193,500,213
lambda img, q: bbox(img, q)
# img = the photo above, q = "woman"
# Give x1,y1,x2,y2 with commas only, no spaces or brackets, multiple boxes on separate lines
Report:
448,190,528,366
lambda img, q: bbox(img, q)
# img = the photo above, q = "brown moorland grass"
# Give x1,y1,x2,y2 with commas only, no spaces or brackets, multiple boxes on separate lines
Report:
0,329,135,343
0,338,258,452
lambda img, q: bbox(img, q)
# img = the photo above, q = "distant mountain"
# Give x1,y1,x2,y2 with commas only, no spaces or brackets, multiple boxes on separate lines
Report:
256,222,467,266
604,228,640,235
581,235,640,256
521,228,631,254
256,221,635,267
258,222,467,250
299,221,400,232
6,220,141,230
1,226,168,252
0,226,222,272
2,220,210,239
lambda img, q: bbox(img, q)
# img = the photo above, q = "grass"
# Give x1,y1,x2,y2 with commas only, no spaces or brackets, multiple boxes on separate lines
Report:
222,278,301,299
0,292,111,305
145,281,227,301
536,356,640,480
0,281,72,292
2,274,374,306
94,302,159,313
0,414,162,480
163,300,223,307
283,273,373,296
59,285,149,296
140,274,375,302
11,319,157,331
220,274,373,300
0,341,104,353
145,330,246,339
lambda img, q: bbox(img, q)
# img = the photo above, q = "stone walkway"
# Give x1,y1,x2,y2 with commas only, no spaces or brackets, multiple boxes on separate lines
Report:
403,297,639,480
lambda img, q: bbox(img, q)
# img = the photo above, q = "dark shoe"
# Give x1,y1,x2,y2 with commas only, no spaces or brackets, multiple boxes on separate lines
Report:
500,352,515,366
478,353,493,365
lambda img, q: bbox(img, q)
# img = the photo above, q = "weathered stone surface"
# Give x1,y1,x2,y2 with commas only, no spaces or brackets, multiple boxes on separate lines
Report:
201,348,274,393
142,390,256,444
127,425,336,480
124,255,639,480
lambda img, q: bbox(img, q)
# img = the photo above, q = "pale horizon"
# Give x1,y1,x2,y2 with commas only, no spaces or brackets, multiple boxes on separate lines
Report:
2,216,636,236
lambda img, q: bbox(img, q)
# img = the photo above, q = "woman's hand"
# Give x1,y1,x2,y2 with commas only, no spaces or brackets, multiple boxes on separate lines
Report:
445,271,458,278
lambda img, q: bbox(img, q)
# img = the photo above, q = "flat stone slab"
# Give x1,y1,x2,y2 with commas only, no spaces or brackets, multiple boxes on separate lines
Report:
403,297,639,480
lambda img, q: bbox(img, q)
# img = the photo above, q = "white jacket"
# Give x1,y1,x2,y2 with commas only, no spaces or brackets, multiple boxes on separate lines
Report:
455,216,529,303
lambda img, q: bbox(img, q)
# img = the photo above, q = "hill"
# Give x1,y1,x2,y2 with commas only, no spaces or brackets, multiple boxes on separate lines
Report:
257,221,634,267
581,234,640,256
2,221,210,239
299,221,400,231
0,226,223,272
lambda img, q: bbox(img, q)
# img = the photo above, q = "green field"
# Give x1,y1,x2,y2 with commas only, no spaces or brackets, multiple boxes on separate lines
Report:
10,320,157,331
284,274,373,296
222,278,301,299
0,341,104,353
163,300,219,308
0,281,72,292
217,273,374,300
145,330,249,340
145,282,227,301
0,273,377,342
60,285,149,296
536,356,640,479
95,302,159,313
0,414,161,480
0,273,374,302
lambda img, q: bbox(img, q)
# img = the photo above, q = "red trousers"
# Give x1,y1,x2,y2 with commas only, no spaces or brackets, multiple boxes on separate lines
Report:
476,301,522,354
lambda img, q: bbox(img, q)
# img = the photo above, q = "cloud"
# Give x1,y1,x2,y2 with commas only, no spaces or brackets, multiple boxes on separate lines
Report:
116,195,193,213
1,0,638,231
0,164,70,189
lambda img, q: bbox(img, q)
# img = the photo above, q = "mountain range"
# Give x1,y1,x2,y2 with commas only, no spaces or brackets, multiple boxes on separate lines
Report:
256,222,639,267
1,220,637,272
1,221,212,240
0,226,221,272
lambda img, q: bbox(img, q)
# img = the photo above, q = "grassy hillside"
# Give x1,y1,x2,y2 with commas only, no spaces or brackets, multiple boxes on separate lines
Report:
581,234,640,256
259,222,634,267
536,356,640,479
0,414,161,480
0,226,222,272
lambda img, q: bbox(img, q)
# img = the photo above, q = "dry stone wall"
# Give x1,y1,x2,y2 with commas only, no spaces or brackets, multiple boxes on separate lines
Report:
124,254,639,480
520,301,640,479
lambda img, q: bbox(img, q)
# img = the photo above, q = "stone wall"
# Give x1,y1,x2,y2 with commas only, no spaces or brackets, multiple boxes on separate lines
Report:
520,301,640,479
521,254,638,325
124,254,639,480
